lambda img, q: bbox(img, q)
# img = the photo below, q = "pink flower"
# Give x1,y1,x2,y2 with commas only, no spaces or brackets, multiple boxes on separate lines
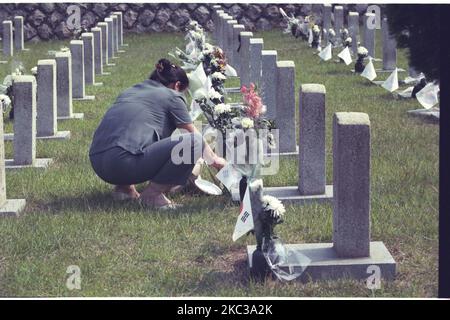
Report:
242,83,263,118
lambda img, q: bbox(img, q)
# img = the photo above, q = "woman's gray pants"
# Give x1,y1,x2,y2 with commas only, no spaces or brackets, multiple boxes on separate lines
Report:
90,133,204,186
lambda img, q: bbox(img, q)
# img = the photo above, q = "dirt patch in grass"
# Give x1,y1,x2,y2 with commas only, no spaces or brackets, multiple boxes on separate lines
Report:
199,247,250,287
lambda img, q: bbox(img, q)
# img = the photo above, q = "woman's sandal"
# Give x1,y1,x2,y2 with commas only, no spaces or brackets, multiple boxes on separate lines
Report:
139,193,183,210
168,174,203,195
112,191,139,201
157,202,183,210
140,199,183,210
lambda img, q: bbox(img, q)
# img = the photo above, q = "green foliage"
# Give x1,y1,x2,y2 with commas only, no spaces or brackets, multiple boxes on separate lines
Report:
385,4,440,81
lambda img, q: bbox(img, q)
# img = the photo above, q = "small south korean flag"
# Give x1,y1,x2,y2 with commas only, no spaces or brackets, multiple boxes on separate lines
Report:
319,43,332,61
416,82,440,109
361,58,377,81
232,186,254,242
337,46,352,65
381,68,399,92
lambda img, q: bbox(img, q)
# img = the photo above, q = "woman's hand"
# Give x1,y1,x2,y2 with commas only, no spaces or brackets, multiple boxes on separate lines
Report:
175,123,227,170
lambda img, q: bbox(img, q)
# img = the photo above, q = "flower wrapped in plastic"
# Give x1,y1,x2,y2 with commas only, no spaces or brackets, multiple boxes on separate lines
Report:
279,8,303,38
328,28,337,46
340,28,350,45
355,46,369,73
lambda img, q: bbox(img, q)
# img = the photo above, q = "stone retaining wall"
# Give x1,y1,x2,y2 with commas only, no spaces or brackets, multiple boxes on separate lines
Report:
0,3,369,42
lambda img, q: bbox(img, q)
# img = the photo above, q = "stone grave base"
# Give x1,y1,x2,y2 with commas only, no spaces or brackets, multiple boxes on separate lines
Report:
101,72,111,75
93,82,103,86
106,63,116,67
364,57,382,62
122,44,129,47
0,199,26,217
73,95,95,101
393,87,413,99
247,241,396,282
22,48,30,52
118,49,126,53
407,108,439,121
225,87,242,94
264,145,299,157
5,158,53,170
4,130,70,141
58,113,84,121
264,185,333,204
375,68,406,73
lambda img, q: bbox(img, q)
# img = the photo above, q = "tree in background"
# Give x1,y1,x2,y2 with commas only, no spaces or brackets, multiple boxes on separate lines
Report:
384,4,440,81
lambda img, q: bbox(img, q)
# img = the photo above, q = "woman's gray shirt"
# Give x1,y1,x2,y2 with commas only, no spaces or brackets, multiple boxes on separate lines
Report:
89,79,192,156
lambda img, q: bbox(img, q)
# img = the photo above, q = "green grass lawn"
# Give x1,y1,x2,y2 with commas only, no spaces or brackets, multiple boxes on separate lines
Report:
0,29,438,297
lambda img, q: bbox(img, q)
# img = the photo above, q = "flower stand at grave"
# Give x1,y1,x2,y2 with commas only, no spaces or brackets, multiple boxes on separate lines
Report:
239,178,310,281
248,112,396,283
354,47,369,74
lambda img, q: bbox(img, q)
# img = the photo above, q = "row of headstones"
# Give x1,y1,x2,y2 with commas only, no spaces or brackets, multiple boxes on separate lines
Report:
322,4,398,72
212,6,395,281
212,8,298,155
322,6,428,105
0,12,128,216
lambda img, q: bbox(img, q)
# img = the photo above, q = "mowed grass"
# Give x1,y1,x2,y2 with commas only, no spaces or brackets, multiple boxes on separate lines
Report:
0,29,438,297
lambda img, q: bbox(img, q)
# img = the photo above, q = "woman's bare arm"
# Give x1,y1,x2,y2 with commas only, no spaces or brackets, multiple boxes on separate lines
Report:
177,123,226,170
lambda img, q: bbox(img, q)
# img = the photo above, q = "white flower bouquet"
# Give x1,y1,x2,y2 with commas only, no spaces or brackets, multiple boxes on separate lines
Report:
328,28,336,46
311,24,321,49
344,36,352,48
0,63,25,119
355,46,369,73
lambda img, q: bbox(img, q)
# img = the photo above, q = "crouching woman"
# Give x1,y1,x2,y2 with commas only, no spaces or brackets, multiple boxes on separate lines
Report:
89,59,225,209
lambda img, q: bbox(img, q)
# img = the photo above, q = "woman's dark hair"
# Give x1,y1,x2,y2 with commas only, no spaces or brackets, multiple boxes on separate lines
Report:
150,58,189,91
